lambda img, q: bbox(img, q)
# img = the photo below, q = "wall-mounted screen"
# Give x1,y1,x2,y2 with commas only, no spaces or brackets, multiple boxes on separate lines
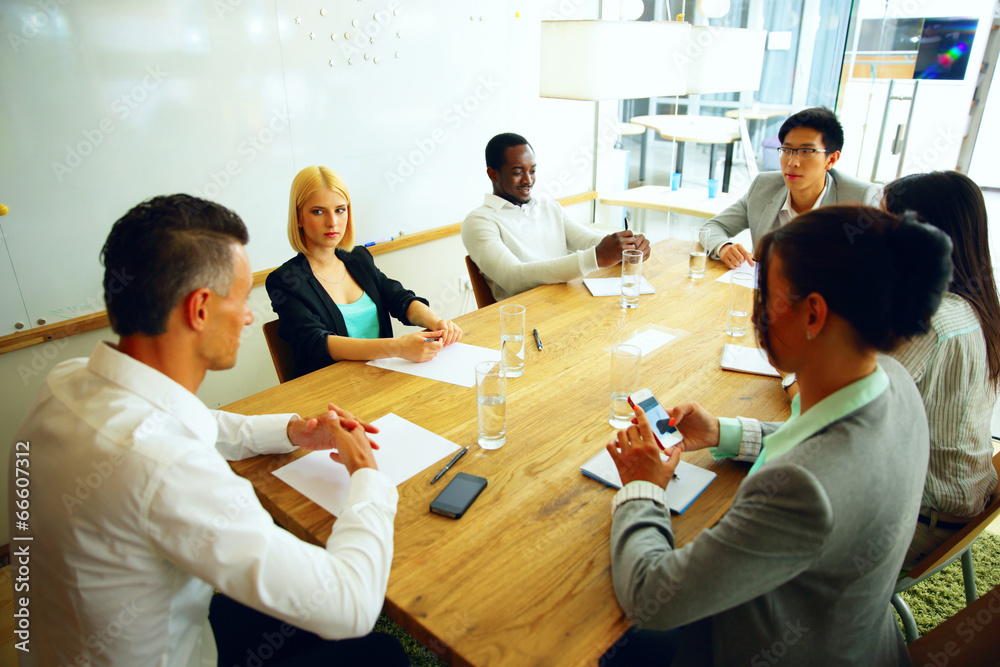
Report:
913,17,979,80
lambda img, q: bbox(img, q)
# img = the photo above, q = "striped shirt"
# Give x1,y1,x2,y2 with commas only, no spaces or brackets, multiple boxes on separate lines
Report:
891,292,998,518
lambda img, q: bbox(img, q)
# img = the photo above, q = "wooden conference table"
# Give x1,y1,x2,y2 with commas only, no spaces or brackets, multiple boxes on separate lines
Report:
226,240,790,666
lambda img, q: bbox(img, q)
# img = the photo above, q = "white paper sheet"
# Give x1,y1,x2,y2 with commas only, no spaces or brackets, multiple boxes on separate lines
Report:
720,343,779,377
272,413,460,517
715,263,759,288
581,449,716,514
624,329,676,356
366,342,500,388
583,276,656,297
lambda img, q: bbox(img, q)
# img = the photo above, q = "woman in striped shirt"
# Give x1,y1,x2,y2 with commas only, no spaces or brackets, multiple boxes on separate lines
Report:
883,170,1000,567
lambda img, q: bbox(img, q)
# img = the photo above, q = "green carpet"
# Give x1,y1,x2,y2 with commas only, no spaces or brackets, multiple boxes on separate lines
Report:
374,615,446,667
897,531,1000,635
376,533,1000,663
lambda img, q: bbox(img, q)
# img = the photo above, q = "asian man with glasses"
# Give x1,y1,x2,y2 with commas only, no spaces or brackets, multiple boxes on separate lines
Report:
704,107,882,269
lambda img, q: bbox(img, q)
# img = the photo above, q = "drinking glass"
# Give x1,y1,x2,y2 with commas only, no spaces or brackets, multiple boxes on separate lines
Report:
499,304,525,378
725,273,754,337
620,249,643,309
476,361,506,449
688,226,711,279
707,178,719,198
608,344,642,428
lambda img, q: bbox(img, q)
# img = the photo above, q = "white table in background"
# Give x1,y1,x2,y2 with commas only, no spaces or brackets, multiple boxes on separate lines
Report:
598,185,745,232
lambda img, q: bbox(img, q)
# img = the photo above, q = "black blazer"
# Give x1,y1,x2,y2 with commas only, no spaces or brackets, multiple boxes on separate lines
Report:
265,248,428,379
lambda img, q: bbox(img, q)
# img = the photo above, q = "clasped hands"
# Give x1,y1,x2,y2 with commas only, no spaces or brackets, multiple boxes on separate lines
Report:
595,231,652,267
286,403,380,474
607,402,722,488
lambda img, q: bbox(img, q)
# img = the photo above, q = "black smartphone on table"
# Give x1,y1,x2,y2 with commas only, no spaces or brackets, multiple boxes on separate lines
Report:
430,472,487,519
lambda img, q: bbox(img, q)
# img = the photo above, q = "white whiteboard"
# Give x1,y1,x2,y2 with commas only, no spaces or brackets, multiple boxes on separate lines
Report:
0,0,597,334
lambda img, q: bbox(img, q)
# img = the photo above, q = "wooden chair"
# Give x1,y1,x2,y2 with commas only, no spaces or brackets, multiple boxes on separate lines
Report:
891,450,1000,643
465,255,496,309
907,582,1000,665
262,319,296,384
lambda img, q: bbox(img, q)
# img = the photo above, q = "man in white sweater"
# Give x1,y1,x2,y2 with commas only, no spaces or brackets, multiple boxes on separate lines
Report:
462,132,650,301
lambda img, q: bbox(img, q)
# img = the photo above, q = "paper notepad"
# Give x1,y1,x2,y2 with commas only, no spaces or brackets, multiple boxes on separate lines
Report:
366,342,500,388
624,329,676,357
272,413,459,517
581,449,716,514
720,343,779,377
583,277,655,297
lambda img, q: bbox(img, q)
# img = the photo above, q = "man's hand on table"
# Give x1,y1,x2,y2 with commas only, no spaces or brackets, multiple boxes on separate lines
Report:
718,242,754,269
596,231,651,267
287,403,380,474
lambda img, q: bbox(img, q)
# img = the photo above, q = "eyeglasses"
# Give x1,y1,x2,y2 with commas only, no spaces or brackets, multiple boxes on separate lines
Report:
776,147,829,159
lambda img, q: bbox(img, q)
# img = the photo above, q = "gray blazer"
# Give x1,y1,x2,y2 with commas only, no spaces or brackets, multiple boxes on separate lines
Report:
610,356,926,666
704,169,882,258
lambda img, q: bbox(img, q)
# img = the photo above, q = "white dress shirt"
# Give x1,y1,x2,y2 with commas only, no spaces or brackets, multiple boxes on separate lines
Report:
10,342,397,667
461,193,606,301
775,176,829,227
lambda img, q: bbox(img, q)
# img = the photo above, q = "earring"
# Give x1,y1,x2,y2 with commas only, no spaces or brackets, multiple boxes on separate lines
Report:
806,330,813,341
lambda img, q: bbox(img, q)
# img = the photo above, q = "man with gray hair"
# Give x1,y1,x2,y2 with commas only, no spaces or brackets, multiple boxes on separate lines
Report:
10,194,406,666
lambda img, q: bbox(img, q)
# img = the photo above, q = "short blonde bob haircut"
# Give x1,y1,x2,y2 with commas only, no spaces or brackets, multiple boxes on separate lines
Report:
287,165,355,254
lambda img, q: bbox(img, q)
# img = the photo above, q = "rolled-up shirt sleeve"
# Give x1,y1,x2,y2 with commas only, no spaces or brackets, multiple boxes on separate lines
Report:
710,416,776,462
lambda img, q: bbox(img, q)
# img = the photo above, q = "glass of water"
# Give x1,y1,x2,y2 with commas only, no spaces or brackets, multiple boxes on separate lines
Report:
689,226,711,279
725,273,754,337
620,249,643,309
499,304,525,378
608,344,642,429
476,361,506,449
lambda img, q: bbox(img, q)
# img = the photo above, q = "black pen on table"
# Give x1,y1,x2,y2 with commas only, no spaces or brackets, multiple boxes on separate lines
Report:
532,328,543,350
431,447,468,484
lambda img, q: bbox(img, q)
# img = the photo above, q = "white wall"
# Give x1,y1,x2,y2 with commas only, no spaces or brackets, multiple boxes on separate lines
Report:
0,0,599,335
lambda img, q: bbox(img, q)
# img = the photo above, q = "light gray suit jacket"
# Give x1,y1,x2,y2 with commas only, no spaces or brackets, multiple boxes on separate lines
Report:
704,169,882,258
610,356,926,666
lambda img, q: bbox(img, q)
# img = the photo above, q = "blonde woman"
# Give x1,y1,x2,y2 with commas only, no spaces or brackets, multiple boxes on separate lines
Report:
266,166,462,379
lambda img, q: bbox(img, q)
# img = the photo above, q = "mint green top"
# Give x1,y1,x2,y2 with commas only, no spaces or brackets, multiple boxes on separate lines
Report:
711,364,890,473
338,292,380,340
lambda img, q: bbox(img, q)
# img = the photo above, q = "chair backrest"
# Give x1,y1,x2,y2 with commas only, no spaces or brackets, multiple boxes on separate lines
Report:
262,319,296,384
907,582,1000,662
906,450,1000,580
465,255,497,309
